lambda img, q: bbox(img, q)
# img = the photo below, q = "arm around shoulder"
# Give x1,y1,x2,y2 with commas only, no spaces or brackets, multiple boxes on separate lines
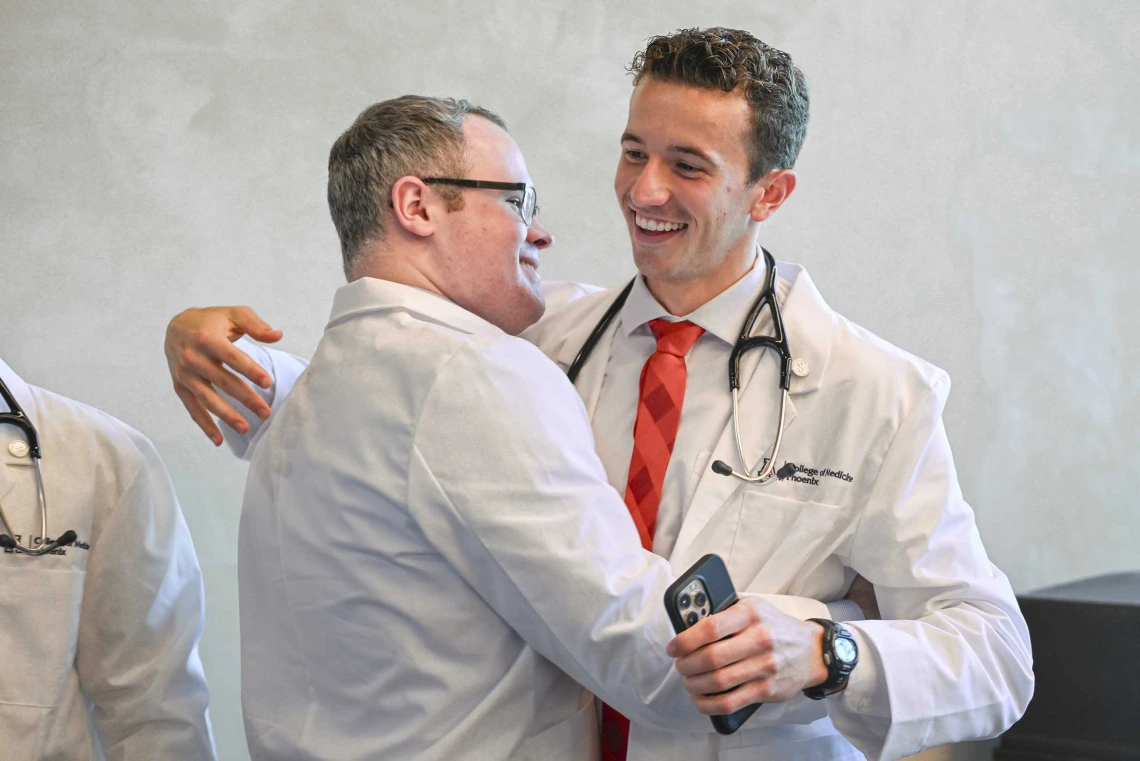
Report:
218,337,310,459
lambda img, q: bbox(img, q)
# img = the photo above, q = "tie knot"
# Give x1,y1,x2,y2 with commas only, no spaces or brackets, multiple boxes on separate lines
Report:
648,319,705,357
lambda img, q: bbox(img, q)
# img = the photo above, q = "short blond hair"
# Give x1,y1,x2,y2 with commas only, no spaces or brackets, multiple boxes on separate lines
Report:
327,95,507,275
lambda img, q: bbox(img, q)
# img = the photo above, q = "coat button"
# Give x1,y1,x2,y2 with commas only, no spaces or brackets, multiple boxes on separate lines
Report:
792,358,811,377
8,440,30,458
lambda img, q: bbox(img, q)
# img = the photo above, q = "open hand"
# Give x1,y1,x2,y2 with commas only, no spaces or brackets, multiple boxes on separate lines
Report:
164,306,282,445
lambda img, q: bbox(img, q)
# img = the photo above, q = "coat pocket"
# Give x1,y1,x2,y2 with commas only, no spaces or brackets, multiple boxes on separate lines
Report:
0,565,83,707
726,492,848,593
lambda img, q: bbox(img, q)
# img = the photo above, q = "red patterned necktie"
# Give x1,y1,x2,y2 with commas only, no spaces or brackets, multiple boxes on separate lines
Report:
601,318,705,761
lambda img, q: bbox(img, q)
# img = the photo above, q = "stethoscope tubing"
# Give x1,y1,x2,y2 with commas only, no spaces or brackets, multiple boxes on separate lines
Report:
0,376,75,555
567,248,792,485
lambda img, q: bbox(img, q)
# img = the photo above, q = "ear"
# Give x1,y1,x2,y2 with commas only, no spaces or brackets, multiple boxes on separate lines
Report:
389,176,438,238
748,170,797,223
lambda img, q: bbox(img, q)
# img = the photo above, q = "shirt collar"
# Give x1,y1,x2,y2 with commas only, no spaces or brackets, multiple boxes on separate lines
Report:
327,277,505,338
619,251,784,346
0,357,37,430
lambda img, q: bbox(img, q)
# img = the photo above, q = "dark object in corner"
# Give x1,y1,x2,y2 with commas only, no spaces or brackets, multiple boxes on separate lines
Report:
996,572,1140,761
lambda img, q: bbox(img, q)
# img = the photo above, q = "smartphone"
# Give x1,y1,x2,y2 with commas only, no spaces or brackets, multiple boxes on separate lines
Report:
664,553,761,735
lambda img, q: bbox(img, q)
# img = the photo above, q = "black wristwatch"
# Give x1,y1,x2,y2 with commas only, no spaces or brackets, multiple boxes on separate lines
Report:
804,618,859,700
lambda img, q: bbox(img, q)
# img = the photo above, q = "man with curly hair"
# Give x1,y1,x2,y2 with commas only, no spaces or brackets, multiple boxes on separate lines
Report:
165,27,1032,761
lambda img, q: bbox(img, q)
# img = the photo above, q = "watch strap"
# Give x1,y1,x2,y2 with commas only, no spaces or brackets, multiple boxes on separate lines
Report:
804,618,858,700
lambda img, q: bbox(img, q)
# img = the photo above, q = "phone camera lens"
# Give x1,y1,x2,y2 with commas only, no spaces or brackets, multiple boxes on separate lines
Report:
679,593,691,608
686,611,699,627
694,591,707,607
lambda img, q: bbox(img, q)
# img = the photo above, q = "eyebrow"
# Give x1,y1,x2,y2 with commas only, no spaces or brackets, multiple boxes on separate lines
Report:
620,132,717,165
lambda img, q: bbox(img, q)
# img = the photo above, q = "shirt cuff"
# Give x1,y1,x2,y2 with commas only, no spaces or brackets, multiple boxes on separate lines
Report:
826,599,866,622
832,622,887,716
218,338,276,459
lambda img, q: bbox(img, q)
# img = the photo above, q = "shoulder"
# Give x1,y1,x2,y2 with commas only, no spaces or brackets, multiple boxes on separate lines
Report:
827,313,951,409
522,282,629,361
419,329,589,439
26,384,162,486
437,329,579,404
783,263,950,413
539,279,604,312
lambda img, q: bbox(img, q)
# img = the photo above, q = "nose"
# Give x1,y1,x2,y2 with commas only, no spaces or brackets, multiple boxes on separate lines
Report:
527,218,553,249
629,158,671,209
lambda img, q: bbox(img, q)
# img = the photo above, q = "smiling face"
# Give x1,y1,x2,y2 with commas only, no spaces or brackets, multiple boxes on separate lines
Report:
615,77,774,313
432,115,553,335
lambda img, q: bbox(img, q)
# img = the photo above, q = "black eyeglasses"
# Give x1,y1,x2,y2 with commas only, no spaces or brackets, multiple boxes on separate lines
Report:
422,178,539,227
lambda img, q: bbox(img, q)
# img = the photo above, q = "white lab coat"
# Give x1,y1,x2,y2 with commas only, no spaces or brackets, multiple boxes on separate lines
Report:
0,359,215,761
225,263,1033,761
237,278,707,761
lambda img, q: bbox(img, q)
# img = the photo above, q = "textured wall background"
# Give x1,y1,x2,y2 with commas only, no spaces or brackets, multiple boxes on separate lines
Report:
2,1,1136,759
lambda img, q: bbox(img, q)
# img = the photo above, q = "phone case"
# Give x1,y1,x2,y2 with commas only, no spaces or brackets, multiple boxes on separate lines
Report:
664,553,761,735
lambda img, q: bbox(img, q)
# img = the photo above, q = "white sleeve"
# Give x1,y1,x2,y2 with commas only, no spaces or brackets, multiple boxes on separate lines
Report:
828,376,1034,761
75,430,216,761
407,340,707,733
218,337,310,460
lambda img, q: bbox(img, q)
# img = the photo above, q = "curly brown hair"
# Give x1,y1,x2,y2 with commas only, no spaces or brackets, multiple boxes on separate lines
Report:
629,28,810,184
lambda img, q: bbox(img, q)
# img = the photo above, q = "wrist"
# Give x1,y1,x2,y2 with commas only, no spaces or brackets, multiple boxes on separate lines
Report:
803,619,860,700
807,620,829,688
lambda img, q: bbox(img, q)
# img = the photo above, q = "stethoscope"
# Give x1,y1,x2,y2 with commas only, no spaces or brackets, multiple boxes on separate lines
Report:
566,247,795,485
0,376,76,555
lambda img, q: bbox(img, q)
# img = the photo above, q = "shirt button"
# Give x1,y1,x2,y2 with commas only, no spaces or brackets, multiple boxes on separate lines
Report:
8,440,30,458
792,358,811,377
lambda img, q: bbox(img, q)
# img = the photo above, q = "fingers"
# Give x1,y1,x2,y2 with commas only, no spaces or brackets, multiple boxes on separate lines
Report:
176,344,271,420
688,677,773,716
231,305,284,345
211,336,274,392
674,625,773,678
683,652,777,701
667,602,758,658
174,383,223,446
178,373,250,435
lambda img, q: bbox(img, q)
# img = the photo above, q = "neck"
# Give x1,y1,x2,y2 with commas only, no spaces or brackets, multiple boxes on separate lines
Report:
350,244,448,298
645,248,762,316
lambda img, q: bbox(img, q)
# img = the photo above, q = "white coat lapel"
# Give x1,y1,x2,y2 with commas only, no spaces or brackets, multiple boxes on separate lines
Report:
670,340,798,568
669,262,835,568
0,455,16,504
568,316,620,422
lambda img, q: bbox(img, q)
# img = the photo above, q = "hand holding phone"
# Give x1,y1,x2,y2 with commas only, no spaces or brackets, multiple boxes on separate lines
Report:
664,554,761,735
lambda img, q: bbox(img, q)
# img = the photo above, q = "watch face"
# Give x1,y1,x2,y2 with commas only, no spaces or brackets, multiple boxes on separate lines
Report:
834,636,857,664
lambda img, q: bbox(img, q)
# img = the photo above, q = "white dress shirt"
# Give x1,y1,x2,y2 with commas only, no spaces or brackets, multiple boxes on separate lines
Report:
0,359,215,761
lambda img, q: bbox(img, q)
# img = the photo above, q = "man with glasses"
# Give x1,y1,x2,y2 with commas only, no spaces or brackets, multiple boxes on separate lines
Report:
227,94,725,761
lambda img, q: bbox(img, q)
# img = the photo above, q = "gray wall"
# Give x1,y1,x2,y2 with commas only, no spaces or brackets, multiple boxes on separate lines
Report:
2,2,1136,759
